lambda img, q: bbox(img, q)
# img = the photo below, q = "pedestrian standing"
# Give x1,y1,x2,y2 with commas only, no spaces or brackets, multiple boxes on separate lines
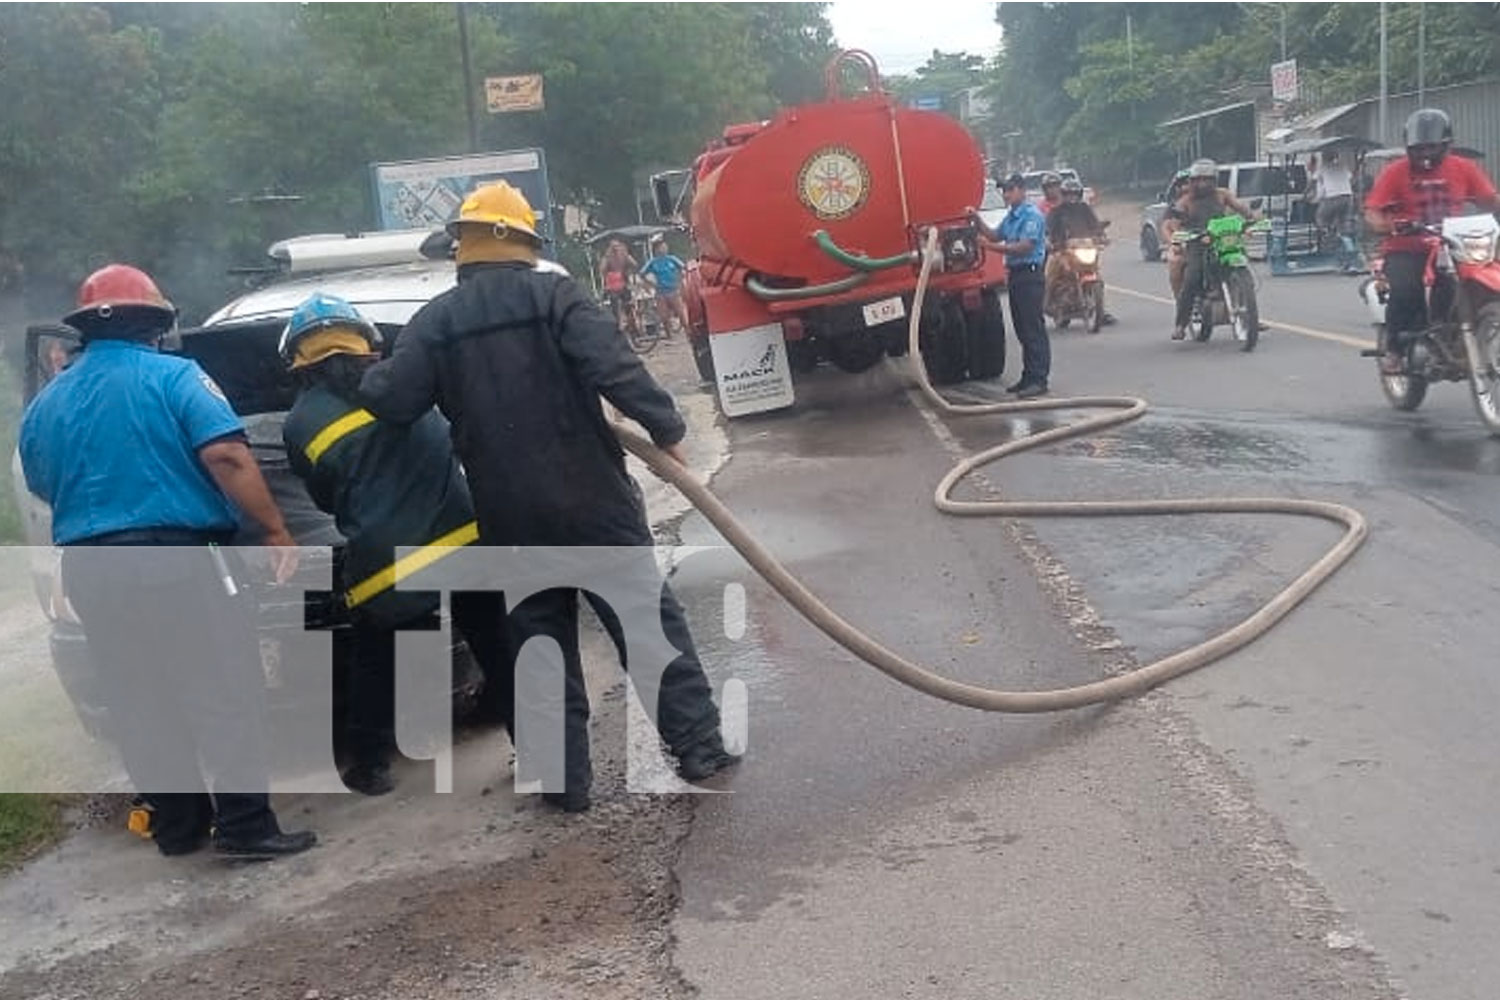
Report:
975,173,1050,398
640,235,690,337
19,264,315,860
360,182,739,813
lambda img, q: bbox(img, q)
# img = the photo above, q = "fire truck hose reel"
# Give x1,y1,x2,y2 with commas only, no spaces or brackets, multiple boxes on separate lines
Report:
613,230,1367,713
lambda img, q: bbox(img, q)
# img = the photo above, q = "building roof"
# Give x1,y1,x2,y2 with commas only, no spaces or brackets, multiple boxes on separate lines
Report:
1157,101,1256,130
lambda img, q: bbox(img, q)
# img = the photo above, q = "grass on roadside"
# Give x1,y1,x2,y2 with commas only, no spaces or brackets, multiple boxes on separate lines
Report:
0,793,64,871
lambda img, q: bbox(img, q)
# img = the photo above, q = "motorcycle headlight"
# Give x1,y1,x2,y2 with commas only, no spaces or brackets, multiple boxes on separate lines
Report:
1071,247,1098,266
1458,234,1497,265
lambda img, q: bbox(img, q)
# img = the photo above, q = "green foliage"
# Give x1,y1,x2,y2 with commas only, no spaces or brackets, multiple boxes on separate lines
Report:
0,3,836,321
0,794,63,870
987,2,1500,183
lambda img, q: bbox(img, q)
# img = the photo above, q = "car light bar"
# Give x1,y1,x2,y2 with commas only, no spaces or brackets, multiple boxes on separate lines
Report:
267,229,444,274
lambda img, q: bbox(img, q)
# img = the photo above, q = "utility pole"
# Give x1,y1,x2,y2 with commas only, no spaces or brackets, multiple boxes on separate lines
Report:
1418,1,1427,104
1378,0,1389,143
457,3,480,153
1279,3,1287,62
1126,12,1134,72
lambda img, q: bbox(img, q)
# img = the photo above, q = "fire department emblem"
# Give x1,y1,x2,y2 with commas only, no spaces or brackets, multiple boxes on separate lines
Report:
798,147,870,220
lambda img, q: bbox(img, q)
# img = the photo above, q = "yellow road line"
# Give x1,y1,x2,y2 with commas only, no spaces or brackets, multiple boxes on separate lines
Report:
1110,284,1376,350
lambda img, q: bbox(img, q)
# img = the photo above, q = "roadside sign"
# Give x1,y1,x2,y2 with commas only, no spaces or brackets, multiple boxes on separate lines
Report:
369,149,553,242
485,74,545,113
912,95,943,111
1271,59,1298,103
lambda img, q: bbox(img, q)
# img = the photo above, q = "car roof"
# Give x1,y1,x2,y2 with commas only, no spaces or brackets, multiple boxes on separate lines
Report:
202,256,570,327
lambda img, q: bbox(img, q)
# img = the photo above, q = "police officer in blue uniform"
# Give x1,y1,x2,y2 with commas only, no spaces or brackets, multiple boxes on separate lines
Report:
19,264,315,860
975,173,1051,398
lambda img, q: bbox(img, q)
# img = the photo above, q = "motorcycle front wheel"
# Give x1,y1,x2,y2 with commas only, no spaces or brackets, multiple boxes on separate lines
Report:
1468,301,1500,435
1084,283,1103,334
1227,269,1259,352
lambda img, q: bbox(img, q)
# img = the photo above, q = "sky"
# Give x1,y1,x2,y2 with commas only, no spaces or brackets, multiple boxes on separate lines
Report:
825,1,1002,77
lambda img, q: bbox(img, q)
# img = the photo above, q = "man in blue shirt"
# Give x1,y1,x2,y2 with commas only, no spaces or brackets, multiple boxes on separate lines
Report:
975,173,1051,398
20,264,315,861
640,235,690,337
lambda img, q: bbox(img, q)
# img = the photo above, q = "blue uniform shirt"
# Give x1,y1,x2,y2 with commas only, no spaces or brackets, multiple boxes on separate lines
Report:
997,200,1048,268
640,254,686,294
19,339,246,545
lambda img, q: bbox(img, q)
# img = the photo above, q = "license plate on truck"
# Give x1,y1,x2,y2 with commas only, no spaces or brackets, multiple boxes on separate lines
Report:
862,296,905,327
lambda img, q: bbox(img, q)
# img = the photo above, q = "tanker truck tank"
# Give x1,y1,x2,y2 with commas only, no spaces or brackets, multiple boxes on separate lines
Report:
675,50,1009,417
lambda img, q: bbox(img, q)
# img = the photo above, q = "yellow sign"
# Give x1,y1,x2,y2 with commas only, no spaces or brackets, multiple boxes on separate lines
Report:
798,147,870,220
486,74,545,113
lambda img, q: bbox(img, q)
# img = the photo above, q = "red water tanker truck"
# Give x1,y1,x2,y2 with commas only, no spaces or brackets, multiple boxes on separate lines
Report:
655,50,1008,417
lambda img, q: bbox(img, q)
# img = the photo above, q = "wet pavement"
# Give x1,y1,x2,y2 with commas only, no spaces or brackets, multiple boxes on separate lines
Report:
669,253,1500,999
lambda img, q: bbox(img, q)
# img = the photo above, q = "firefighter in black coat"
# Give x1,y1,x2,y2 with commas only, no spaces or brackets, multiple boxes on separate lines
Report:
360,182,738,812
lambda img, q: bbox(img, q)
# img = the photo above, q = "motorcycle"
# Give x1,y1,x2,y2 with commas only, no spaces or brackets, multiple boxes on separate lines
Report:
1357,213,1500,434
1171,215,1271,352
1045,226,1109,333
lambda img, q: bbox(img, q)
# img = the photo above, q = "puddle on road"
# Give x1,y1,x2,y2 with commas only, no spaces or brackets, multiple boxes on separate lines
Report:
1054,420,1308,474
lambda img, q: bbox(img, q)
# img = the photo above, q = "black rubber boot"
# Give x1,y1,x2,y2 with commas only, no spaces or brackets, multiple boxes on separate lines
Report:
676,734,742,782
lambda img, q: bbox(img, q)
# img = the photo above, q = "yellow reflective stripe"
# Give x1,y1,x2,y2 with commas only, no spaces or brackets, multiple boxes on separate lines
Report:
304,409,376,465
346,521,480,608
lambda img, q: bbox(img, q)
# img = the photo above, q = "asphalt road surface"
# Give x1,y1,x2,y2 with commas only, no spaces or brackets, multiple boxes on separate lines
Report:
670,252,1500,1000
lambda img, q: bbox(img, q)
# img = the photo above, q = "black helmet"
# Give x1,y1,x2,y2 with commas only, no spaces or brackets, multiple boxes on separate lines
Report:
1404,108,1453,146
1404,108,1452,170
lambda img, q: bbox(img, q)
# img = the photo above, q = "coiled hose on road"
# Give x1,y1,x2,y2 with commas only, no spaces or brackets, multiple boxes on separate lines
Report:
612,231,1368,713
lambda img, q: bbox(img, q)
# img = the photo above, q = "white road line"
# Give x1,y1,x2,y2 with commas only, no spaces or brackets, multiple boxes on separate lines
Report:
1110,284,1376,350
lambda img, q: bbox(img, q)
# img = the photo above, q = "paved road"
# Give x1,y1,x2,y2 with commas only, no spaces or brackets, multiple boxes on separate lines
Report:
669,254,1500,1000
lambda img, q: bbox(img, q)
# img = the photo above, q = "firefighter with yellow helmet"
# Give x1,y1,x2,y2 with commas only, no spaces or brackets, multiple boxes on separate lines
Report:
360,182,740,812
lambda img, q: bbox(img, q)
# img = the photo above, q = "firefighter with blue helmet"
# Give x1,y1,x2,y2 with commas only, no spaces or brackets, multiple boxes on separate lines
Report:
280,292,502,796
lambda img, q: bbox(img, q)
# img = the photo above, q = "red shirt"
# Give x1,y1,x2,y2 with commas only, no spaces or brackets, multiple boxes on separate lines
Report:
1366,154,1499,253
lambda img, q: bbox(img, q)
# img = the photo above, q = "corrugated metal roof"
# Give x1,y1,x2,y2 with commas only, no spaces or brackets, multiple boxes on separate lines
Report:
1291,101,1362,133
1157,101,1256,129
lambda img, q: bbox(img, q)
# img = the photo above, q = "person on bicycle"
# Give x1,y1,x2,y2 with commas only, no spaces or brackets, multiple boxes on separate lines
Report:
1169,159,1260,341
599,240,639,331
640,235,690,338
1364,108,1500,374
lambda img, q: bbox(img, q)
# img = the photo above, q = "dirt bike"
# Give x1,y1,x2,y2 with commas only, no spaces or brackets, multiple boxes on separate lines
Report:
1357,213,1500,434
1172,215,1271,352
1045,228,1109,333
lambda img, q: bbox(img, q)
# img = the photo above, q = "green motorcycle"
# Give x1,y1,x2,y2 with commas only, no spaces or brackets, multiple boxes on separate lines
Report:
1172,215,1271,352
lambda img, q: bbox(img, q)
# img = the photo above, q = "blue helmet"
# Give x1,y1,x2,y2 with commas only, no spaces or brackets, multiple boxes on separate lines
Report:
278,292,382,370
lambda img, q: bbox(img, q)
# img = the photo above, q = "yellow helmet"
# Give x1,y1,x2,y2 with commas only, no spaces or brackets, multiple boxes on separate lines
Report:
446,181,541,244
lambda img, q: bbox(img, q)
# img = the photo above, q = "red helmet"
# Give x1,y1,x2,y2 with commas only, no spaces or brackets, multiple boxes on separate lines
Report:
64,264,176,333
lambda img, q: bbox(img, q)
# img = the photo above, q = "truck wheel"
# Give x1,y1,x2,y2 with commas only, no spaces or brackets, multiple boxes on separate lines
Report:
828,333,887,374
964,288,1006,380
787,338,819,374
690,331,716,384
920,298,968,385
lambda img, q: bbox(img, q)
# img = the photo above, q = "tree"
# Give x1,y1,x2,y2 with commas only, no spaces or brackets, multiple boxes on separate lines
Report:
888,50,988,111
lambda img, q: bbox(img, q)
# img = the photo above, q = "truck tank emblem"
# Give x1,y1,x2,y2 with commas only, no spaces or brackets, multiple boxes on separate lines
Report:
798,146,870,220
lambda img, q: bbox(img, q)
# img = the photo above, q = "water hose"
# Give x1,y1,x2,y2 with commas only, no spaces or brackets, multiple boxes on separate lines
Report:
812,230,917,272
614,230,1367,712
746,271,869,301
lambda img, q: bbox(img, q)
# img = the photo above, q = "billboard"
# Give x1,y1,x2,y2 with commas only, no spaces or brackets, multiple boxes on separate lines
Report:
1271,59,1298,103
485,74,545,113
369,149,554,243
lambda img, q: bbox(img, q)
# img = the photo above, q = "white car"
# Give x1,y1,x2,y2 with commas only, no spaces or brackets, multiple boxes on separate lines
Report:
13,230,568,738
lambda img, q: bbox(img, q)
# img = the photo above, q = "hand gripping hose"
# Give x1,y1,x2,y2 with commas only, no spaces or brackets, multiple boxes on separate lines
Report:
612,231,1368,712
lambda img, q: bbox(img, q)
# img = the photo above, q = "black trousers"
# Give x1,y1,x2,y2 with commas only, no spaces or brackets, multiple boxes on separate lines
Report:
1006,268,1050,385
494,583,722,795
62,540,278,850
1176,243,1209,328
1382,250,1455,349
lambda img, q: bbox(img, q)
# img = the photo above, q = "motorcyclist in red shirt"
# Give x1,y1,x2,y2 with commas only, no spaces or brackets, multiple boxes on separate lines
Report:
1364,108,1500,374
